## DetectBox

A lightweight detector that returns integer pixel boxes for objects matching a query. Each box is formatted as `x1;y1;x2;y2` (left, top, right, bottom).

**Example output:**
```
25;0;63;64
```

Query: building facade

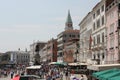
64;39;79;63
6;51;30;66
40;38;57;63
106;0;119;64
79;12;93;64
91;0;106;65
40;45;48;62
46;38;57;62
57;11;79;62
79;0;120;65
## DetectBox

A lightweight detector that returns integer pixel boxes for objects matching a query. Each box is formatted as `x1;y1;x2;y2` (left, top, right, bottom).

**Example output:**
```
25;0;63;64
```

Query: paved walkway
57;74;88;80
0;75;11;80
0;73;88;80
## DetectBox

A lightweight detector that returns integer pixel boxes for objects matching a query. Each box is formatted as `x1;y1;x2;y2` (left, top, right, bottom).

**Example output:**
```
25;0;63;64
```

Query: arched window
97;53;100;59
102;53;105;59
93;54;96;59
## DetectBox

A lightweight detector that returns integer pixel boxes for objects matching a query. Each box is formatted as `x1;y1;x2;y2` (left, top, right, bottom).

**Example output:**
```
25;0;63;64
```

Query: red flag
89;35;92;50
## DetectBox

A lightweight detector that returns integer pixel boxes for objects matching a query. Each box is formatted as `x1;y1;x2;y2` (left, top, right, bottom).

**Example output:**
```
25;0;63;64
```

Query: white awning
68;63;79;66
68;62;89;66
26;65;41;69
87;64;120;71
49;62;56;65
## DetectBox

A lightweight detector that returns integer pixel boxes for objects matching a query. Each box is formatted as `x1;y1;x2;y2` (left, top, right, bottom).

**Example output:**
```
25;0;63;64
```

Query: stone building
106;0;119;64
40;45;48;62
79;12;93;64
6;51;30;66
40;38;57;63
63;39;79;63
91;0;106;65
57;10;79;62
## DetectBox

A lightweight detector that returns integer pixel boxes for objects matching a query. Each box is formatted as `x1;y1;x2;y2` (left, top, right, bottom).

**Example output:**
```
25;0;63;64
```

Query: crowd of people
0;66;25;79
0;69;9;78
26;64;87;80
0;64;87;80
27;64;64;80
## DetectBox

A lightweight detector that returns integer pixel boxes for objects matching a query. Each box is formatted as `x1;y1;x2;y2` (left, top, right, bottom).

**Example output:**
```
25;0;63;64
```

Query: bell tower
65;10;73;31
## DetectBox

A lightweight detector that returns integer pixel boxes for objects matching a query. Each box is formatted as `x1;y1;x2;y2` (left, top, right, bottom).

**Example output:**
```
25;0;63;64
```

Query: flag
89;35;92;50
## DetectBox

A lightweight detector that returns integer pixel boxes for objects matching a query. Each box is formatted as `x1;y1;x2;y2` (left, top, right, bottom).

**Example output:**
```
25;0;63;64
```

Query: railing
105;60;119;64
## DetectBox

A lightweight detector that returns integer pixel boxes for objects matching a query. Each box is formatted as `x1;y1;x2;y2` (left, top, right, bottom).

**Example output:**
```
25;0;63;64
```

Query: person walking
65;70;69;80
70;74;75;80
79;75;84;80
10;71;14;79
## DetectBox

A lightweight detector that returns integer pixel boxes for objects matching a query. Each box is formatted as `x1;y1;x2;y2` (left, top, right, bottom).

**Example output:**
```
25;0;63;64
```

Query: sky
0;0;100;52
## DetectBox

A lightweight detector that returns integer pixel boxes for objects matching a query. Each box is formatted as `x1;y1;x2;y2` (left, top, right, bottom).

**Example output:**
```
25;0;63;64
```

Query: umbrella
12;75;20;80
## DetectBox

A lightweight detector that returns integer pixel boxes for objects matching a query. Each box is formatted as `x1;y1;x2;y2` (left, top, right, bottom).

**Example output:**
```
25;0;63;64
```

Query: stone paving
0;74;88;80
56;74;88;80
65;74;87;80
0;75;11;80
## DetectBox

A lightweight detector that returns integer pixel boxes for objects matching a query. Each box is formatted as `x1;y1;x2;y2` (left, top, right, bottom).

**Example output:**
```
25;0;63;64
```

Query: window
119;3;120;10
118;20;120;28
72;35;75;37
111;54;114;63
97;53;100;59
102;33;104;43
64;35;66;37
110;12;114;19
93;22;95;30
94;37;96;45
102;16;104;25
110;23;114;33
97;34;100;44
97;19;100;28
93;13;95;19
53;44;54;49
112;2;115;6
110;38;114;48
102;53;105;59
101;5;104;12
68;24;72;27
116;21;118;28
97;9;100;16
63;40;66;43
93;54;96;59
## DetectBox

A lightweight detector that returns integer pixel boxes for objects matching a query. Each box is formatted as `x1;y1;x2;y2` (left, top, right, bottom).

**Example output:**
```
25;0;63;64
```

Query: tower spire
65;10;73;31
